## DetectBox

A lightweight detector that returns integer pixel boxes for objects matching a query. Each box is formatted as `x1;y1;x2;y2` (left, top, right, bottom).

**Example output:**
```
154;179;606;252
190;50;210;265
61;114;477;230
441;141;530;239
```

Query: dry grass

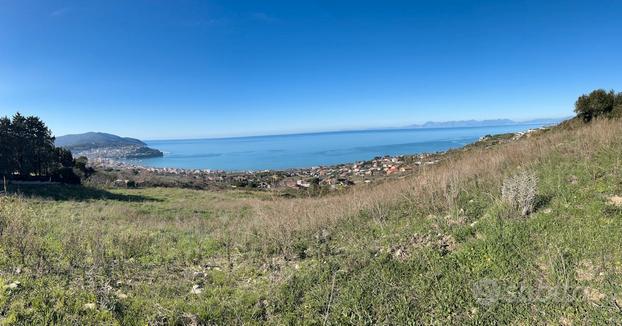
224;118;622;255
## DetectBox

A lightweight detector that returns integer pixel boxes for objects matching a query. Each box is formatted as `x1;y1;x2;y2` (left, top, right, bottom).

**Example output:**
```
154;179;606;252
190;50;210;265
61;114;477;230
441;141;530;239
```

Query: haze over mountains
405;118;566;129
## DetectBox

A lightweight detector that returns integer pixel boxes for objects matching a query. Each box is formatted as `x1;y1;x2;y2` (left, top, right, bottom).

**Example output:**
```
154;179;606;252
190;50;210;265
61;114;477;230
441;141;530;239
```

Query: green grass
1;121;622;324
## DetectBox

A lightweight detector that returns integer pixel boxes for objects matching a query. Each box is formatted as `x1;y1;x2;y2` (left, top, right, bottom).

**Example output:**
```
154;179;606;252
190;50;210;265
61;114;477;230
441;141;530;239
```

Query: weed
502;169;538;216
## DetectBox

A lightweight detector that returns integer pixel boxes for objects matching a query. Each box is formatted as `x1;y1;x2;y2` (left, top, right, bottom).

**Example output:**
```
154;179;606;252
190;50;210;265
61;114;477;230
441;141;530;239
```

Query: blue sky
1;0;621;139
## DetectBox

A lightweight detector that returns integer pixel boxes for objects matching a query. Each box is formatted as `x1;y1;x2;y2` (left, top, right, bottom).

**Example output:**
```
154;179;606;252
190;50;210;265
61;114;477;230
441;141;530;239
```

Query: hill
55;132;163;159
1;117;621;324
55;132;148;151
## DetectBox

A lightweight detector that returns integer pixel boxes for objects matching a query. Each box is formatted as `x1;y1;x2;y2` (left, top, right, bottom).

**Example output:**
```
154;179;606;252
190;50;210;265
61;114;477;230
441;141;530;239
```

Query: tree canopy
0;113;76;181
574;89;622;121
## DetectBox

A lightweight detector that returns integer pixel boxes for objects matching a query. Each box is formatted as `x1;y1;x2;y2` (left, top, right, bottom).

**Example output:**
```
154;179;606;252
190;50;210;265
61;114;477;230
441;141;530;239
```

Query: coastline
84;127;548;191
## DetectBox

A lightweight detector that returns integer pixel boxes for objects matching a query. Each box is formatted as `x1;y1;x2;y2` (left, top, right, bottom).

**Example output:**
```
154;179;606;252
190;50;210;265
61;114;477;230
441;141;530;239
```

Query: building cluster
74;145;163;160
93;151;445;191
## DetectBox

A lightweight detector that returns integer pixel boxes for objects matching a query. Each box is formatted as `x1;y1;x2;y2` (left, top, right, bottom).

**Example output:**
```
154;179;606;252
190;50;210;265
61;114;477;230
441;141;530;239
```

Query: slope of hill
1;118;621;324
55;132;163;159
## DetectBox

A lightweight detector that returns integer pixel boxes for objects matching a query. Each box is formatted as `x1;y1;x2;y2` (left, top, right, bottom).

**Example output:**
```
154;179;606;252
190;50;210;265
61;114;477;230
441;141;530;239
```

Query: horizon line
140;117;569;142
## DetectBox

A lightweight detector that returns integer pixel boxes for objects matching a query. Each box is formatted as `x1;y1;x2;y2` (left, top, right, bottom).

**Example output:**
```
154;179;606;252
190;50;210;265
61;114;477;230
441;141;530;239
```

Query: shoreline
85;127;548;191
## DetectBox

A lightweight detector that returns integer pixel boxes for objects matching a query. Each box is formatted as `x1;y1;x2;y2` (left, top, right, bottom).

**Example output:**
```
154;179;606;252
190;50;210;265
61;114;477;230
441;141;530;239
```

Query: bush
51;167;82;184
501;169;538;216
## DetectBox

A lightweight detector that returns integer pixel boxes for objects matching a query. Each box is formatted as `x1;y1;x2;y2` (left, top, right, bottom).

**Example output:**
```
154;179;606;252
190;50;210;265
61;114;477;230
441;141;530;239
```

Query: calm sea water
137;124;544;171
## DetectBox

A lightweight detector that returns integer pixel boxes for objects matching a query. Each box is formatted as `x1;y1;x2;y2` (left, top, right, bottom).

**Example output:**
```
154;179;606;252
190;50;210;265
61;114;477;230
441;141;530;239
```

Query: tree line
0;113;82;184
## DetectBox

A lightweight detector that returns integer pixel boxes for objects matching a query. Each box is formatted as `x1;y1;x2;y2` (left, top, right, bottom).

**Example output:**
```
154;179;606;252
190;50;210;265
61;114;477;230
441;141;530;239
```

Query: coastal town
88;153;436;191
69;145;164;160
84;128;547;192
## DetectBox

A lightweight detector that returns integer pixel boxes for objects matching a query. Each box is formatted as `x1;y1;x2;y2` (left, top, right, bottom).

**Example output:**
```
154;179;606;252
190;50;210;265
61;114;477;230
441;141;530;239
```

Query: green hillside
1;118;621;324
55;132;147;151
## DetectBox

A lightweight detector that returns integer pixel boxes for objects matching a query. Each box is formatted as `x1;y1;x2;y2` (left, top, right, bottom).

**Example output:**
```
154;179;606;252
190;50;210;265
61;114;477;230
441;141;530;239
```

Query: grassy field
1;119;622;324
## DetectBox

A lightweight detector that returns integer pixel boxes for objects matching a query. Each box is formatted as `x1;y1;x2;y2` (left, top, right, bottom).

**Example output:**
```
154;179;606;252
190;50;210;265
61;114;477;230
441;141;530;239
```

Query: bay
136;124;544;171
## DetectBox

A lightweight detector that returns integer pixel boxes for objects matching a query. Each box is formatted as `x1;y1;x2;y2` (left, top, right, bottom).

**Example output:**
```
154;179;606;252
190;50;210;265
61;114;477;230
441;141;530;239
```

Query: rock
583;287;606;303
608;196;622;207
190;284;203;294
7;281;20;289
83;303;96;310
116;291;128;299
469;307;478;317
446;215;466;226
559;316;573;326
542;208;552;214
392;247;408;261
575;260;597;281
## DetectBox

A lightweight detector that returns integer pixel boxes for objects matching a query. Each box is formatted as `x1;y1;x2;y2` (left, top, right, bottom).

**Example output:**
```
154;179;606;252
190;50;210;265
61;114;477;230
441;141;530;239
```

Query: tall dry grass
228;118;622;256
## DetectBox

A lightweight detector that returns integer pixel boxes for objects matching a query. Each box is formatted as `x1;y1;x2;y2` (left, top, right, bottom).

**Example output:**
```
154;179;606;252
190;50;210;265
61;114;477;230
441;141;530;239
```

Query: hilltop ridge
55;132;147;150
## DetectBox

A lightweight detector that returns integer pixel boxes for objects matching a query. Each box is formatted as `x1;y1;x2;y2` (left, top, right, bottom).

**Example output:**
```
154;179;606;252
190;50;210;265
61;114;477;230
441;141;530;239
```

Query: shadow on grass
535;194;553;211
7;184;163;202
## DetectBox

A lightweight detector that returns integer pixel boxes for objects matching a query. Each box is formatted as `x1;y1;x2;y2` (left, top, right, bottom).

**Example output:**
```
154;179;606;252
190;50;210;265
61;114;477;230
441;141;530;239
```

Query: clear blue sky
1;0;621;139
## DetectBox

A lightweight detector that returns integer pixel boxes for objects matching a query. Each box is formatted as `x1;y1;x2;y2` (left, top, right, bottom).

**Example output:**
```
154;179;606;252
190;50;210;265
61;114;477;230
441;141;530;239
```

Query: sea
136;124;546;171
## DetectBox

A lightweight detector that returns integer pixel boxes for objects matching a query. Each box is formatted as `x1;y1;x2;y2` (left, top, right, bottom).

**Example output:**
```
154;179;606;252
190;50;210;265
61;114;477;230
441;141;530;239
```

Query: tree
55;147;74;168
613;92;622;118
10;113;30;176
26;115;56;176
74;156;88;172
574;89;617;122
0;113;77;182
0;116;13;178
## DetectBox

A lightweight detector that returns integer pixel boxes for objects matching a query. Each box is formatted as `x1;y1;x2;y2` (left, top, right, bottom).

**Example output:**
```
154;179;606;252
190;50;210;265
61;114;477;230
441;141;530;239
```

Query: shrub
51;167;82;184
126;180;137;188
501;169;538;216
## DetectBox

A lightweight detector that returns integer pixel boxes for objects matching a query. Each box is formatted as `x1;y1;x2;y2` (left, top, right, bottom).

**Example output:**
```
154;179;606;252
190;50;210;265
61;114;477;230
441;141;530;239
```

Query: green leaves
0;113;75;181
574;89;620;122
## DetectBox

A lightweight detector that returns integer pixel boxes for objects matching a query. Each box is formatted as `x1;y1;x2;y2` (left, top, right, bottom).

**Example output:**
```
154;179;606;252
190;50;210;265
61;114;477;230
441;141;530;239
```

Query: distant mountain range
55;132;163;159
405;118;567;129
